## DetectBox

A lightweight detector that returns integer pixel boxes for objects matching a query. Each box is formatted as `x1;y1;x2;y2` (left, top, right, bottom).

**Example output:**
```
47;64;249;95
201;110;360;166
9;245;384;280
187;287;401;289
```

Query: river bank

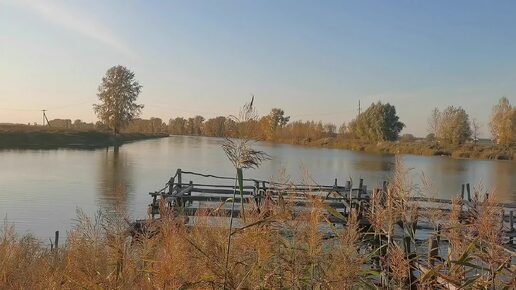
267;136;515;161
0;125;168;149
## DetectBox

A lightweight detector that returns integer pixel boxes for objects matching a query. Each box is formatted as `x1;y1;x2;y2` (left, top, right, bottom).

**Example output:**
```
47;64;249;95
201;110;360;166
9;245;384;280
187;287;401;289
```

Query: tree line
164;98;514;146
87;65;515;145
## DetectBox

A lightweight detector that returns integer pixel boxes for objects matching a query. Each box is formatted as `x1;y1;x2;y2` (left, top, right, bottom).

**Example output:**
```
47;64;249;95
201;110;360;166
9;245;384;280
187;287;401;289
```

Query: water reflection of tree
488;161;515;202
426;157;467;199
97;146;133;214
353;158;395;172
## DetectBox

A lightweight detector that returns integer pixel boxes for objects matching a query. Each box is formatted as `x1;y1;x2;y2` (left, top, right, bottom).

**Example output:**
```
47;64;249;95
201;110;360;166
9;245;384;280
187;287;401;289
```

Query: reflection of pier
140;168;516;288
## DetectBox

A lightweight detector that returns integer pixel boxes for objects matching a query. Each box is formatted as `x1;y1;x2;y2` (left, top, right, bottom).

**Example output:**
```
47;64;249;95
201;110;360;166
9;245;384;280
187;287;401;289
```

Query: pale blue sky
1;0;515;136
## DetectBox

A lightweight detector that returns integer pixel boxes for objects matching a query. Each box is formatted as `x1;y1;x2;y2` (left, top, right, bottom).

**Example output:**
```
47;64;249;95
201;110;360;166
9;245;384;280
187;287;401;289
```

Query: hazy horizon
1;0;515;137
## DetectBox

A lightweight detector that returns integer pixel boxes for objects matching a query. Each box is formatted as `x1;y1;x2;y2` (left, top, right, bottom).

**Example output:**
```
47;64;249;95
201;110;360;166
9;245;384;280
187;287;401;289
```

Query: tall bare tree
93;65;143;134
428;107;440;136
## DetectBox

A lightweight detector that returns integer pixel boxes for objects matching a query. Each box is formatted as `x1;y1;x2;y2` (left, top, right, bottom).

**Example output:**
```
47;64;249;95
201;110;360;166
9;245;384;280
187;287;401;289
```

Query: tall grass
1;174;514;289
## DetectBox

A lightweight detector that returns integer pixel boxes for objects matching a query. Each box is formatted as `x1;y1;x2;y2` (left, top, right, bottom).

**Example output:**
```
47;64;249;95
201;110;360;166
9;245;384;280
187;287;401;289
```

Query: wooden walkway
135;168;516;289
145;168;516;245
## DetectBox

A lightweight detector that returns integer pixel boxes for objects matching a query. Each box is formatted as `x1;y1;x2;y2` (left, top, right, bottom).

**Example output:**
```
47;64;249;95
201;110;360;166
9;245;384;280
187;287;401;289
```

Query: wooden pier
145;168;516;244
134;168;516;288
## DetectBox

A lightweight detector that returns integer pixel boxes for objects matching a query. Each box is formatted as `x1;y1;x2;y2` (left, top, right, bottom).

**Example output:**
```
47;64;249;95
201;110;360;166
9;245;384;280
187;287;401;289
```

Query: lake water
0;135;514;239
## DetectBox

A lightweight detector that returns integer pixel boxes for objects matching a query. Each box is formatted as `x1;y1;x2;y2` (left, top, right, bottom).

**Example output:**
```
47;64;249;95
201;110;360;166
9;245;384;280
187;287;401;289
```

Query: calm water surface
1;136;514;238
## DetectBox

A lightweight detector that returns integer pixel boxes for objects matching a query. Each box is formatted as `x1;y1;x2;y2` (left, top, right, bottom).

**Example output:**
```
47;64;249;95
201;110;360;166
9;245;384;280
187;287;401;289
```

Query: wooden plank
171;206;359;225
170;195;348;209
174;185;194;196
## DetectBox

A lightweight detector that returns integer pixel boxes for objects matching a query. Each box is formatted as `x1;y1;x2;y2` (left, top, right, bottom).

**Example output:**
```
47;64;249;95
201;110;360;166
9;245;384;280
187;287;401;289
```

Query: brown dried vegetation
1;161;514;289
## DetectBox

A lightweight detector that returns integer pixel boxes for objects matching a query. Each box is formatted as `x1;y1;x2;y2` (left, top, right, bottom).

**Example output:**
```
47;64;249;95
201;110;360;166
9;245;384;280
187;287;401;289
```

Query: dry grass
0;197;373;289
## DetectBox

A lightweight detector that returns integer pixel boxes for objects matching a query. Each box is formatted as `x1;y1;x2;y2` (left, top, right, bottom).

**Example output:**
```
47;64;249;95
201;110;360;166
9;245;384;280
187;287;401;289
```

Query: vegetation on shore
280;137;516;161
4;65;514;159
0;124;167;150
163;97;516;161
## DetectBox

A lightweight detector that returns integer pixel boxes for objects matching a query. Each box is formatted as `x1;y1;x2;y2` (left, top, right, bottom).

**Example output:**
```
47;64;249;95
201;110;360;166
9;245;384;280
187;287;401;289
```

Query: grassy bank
271;136;516;161
0;124;168;149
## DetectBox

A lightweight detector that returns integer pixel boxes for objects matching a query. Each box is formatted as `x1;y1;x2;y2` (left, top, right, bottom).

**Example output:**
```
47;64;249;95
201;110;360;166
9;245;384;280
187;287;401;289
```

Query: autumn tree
268;108;290;131
260;108;290;140
323;123;336;135
348;102;404;141
168;117;187;135
432;106;472;145
489;97;515;144
93;65;143;134
203;116;227;137
258;116;273;140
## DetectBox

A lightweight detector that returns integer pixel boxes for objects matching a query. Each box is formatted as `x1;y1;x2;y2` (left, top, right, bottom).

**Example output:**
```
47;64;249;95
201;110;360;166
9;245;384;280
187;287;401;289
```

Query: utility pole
42;109;50;126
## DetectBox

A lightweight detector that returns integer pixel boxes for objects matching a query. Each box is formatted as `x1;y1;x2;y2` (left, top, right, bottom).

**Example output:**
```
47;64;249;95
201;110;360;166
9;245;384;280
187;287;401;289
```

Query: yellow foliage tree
489;97;515;144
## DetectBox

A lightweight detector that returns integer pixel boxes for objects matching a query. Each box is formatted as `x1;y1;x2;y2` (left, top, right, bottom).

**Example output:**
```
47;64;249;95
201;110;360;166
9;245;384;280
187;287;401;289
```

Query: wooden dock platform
143;168;516;244
130;168;516;289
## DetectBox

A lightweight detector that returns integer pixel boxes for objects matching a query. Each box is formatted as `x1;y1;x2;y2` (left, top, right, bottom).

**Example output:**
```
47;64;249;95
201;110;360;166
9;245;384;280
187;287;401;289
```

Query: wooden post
460;184;465;216
54;231;59;251
510;211;514;245
254;180;260;195
334;178;337;187
254;180;261;209
466;183;471;202
174;169;183;208
177;168;182;187
358;185;365;216
168;176;175;195
382;180;387;193
437;224;442;244
428;235;439;268
345;180;351;191
347;179;352;212
350;188;355;211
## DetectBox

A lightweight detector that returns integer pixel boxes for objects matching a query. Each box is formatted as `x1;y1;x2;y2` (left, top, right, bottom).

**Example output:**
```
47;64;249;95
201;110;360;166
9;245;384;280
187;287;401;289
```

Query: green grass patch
0;124;168;149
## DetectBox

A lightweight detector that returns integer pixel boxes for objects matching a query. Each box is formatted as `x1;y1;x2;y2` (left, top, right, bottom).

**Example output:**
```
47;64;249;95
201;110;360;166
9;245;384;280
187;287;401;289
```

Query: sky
1;0;515;136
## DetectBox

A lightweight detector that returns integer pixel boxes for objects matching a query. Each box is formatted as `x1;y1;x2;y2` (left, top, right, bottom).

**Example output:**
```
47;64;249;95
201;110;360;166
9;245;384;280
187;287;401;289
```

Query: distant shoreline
264;137;515;161
1;125;513;161
0;125;168;150
168;134;515;161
